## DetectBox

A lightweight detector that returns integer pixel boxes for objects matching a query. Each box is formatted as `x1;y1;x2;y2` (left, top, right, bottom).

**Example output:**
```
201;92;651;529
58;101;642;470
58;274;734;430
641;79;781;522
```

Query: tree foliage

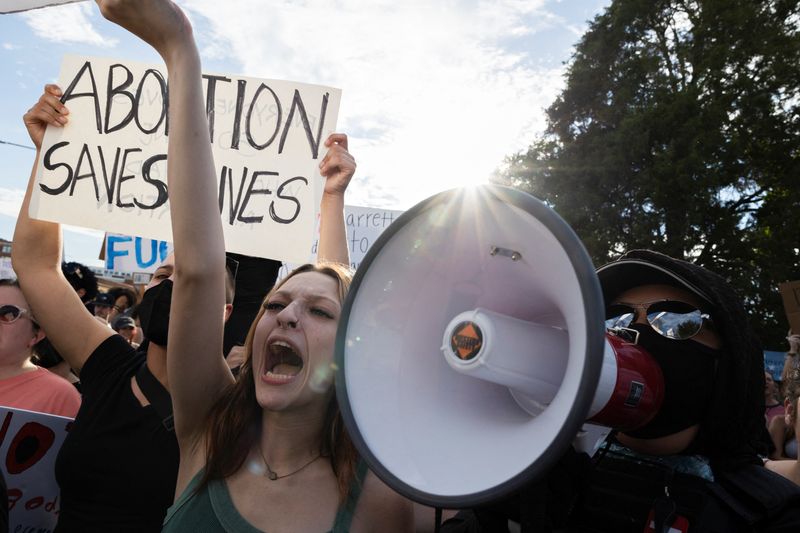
496;0;800;348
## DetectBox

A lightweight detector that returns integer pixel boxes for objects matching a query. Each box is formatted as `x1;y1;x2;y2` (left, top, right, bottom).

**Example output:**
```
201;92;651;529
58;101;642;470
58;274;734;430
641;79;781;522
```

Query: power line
0;139;34;150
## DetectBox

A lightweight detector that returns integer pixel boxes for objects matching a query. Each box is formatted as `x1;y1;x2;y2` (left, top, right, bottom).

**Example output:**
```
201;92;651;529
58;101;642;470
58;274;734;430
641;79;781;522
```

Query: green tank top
162;460;368;533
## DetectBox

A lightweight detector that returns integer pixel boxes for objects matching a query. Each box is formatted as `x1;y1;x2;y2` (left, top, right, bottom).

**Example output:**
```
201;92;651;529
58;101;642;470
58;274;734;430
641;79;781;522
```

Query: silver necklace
259;448;323;481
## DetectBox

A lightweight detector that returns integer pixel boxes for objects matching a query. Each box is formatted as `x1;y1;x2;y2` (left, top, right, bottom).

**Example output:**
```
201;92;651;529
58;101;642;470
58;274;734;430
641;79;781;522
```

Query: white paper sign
105;233;172;274
0;0;83;14
279;205;403;277
0;406;72;532
31;55;340;264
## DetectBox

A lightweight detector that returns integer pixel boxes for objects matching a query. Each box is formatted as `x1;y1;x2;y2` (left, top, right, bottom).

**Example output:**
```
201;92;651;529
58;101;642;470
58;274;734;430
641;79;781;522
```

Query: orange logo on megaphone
450;321;483;360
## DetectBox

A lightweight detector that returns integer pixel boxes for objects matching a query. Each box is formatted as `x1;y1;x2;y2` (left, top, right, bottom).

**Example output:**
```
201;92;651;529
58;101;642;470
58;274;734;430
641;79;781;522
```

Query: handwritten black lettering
202;74;231;143
269;176;307;224
116;148;141;208
246;83;282;150
104;64;135;134
97;146;121;204
238;170;275;224
70;144;100;201
40;142;73;195
60;60;102;134
220;166;247;225
134;154;169;210
230;79;247;150
135;69;168;135
278;90;328;159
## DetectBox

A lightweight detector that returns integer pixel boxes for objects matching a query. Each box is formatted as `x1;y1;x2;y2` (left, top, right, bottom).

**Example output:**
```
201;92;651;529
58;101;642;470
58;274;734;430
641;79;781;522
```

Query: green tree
496;0;800;348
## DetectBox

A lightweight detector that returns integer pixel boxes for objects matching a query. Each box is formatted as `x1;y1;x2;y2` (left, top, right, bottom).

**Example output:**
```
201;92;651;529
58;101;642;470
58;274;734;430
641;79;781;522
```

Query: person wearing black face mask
603;283;721;455
563;250;800;532
137;275;173;347
440;250;800;533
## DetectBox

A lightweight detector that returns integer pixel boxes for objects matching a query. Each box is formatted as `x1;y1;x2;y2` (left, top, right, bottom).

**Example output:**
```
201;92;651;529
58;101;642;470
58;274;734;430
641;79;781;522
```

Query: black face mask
138;279;172;347
624;323;720;439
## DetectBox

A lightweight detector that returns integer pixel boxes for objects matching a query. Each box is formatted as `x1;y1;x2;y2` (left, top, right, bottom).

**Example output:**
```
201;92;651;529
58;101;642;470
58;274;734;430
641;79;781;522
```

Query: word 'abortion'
57;61;331;157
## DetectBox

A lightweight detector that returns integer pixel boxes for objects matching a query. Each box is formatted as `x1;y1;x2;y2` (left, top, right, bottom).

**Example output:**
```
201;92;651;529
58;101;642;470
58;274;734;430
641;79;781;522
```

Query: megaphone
334;185;664;508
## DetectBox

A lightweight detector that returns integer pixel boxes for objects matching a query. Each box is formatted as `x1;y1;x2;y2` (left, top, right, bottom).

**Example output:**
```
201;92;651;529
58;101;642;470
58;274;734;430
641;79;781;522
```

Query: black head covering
597;250;765;471
61;261;98;303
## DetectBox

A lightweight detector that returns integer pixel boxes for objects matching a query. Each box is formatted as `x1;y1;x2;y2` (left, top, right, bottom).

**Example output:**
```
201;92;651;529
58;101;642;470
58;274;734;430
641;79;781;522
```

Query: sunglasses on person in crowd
0;304;38;326
605;299;713;341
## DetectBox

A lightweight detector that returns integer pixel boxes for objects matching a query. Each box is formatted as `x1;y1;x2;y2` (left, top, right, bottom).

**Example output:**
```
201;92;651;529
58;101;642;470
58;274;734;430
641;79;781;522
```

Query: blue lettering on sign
106;235;132;269
159;240;169;262
107;236;170;270
135;237;158;268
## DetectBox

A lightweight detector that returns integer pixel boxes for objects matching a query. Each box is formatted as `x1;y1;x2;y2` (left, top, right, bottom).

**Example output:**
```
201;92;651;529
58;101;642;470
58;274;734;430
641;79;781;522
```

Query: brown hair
199;263;357;501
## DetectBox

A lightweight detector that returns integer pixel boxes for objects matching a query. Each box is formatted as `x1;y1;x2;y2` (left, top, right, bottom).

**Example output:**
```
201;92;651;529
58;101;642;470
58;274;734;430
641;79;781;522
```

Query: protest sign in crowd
2;1;800;533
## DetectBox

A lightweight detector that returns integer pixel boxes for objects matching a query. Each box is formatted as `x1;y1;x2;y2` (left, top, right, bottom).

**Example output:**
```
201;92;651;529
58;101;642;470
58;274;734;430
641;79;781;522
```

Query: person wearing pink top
0;279;80;418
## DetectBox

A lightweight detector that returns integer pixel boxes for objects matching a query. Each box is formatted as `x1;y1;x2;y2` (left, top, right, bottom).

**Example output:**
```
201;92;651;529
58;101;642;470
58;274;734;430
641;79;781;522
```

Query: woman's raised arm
317;133;355;265
12;85;113;374
94;0;230;448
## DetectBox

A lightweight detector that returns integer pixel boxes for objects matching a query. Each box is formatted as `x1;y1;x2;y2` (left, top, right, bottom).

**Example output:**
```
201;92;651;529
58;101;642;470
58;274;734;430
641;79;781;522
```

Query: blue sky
0;0;611;265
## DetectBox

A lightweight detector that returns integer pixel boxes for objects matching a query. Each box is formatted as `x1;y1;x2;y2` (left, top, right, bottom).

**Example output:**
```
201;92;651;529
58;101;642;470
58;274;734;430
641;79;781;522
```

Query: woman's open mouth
263;340;304;384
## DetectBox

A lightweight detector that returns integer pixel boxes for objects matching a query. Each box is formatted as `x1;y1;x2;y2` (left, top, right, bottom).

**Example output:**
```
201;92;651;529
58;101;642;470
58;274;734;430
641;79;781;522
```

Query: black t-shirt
54;335;179;532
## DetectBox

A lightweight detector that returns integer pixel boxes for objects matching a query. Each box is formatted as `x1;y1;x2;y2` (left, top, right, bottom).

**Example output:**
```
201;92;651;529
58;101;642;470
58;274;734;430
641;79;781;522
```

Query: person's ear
28;328;46;348
223;303;233;323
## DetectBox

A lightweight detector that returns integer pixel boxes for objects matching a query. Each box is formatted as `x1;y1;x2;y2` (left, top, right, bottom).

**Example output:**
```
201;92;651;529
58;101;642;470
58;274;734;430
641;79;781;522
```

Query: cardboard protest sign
105;233;172;274
31;55;340;264
0;0;83;14
0;406;72;532
779;280;800;334
279;205;403;277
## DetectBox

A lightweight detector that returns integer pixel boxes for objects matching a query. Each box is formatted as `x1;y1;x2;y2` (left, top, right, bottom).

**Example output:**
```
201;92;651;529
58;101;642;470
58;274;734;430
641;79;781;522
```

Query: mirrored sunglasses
605;299;712;341
0;304;36;325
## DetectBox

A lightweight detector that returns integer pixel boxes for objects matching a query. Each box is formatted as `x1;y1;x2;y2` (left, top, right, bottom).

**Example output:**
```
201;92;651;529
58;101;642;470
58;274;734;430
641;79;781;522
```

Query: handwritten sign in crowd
106;205;403;280
31;55;341;264
278;205;403;278
105;233;172;274
0;406;72;533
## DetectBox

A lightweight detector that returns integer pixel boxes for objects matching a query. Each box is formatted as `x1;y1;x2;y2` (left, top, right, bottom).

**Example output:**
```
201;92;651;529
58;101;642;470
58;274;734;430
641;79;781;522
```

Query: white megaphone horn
335;185;664;508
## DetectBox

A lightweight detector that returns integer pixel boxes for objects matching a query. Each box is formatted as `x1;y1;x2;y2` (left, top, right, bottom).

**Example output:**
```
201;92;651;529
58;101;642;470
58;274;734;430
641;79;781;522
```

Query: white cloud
0;189;103;243
0;188;24;219
21;3;117;47
3;43;20;50
184;0;568;209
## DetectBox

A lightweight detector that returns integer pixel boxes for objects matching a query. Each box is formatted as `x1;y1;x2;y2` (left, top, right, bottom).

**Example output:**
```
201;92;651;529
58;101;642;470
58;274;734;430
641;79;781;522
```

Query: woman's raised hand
94;0;193;60
319;133;356;197
23;84;68;150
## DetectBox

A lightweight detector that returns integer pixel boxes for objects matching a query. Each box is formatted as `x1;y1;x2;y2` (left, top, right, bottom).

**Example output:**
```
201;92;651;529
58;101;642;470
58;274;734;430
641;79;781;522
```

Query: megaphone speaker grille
335;185;605;507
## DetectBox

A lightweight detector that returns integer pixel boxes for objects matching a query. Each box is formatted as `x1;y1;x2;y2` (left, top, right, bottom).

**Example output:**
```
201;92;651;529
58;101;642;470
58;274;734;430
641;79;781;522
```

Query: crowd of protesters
1;1;800;532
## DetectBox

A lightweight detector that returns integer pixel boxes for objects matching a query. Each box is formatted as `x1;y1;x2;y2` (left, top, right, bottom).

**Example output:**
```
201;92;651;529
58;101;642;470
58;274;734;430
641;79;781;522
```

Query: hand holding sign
23;84;68;150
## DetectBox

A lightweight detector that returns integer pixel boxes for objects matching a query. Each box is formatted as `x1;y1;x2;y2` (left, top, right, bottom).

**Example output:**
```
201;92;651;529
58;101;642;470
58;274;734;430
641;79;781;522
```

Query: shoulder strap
331;459;369;532
135;361;174;431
